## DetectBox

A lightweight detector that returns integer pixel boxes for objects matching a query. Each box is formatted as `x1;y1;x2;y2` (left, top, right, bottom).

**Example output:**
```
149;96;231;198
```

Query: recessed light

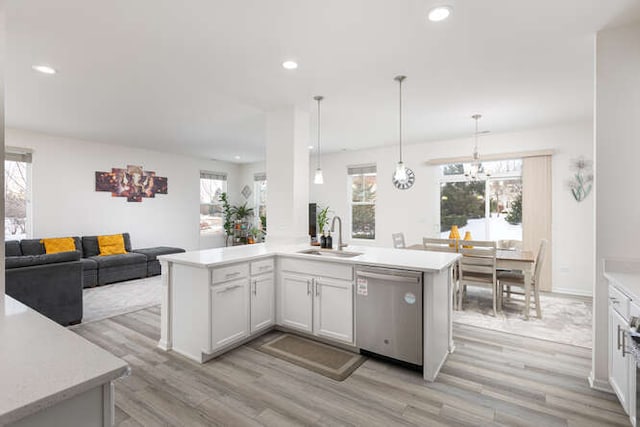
234;155;241;160
282;60;298;70
428;6;452;22
308;145;314;150
32;65;57;74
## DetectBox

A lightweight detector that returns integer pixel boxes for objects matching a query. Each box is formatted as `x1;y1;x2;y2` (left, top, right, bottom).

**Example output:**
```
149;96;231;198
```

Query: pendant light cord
314;96;323;169
399;77;403;163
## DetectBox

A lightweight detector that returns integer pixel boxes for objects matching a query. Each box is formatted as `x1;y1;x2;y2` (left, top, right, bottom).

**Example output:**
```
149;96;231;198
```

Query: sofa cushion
79;257;98;271
20;239;45;255
83;233;132;257
97;234;127;256
89;252;147;268
132;246;186;261
5;240;22;257
42;237;77;254
6;251;81;269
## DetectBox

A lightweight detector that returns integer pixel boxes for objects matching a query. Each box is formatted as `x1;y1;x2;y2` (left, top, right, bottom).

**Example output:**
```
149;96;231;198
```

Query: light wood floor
72;306;630;427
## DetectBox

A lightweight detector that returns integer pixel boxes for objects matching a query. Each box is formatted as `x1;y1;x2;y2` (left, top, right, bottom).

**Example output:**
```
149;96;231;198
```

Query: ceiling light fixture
428;6;452;22
32;65;56;74
392;76;415;190
313;95;324;185
234;155;241;160
464;114;490;181
282;60;298;70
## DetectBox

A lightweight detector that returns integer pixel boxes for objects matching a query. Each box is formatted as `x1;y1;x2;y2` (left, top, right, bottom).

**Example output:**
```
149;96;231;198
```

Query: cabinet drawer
251;258;274;276
212;263;249;284
609;284;630;320
280;257;353;281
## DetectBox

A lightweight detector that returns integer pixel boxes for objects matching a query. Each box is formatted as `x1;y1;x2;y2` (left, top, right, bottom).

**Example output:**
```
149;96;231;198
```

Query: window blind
347;164;376;175
200;171;227;181
254;172;266;181
5;151;33;163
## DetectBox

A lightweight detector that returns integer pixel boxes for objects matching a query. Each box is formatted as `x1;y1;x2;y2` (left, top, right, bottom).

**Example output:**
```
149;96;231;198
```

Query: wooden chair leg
492;283;497;316
534;286;542;319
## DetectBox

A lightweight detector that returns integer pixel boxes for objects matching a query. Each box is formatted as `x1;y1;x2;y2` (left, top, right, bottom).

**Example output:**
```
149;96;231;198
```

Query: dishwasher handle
356;270;420;283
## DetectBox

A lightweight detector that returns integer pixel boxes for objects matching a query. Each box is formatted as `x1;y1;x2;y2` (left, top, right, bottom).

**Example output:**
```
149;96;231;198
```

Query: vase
449;225;460;250
462;231;473;249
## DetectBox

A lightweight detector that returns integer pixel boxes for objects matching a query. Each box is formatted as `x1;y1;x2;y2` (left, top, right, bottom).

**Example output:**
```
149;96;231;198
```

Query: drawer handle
221;284;242;292
253;280;257;295
622;330;627;358
617;324;622;351
225;272;241;279
315;278;320;297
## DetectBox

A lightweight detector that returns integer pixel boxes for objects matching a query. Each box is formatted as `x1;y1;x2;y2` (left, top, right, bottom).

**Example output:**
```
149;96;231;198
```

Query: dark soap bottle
326;232;333;249
320;232;327;249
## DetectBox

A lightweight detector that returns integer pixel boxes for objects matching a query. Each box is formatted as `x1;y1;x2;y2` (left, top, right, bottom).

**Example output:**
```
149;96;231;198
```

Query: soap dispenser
320;231;327;249
326;231;333;249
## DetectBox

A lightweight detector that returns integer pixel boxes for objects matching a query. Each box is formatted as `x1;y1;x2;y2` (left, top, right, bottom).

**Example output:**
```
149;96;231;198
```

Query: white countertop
603;259;640;301
0;296;129;425
158;242;460;272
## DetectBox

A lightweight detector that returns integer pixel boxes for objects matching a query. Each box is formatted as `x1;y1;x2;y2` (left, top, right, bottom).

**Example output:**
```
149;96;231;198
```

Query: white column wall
592;22;640;390
265;107;310;244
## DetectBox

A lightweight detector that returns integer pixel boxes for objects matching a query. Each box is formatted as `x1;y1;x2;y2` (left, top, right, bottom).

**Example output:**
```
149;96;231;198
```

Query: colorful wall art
96;165;168;202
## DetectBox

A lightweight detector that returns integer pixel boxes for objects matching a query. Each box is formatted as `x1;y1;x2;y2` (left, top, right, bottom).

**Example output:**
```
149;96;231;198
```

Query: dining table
406;244;537;319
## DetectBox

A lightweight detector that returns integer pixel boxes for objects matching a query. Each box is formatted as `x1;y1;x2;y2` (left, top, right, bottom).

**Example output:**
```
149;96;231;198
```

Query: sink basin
297;248;363;258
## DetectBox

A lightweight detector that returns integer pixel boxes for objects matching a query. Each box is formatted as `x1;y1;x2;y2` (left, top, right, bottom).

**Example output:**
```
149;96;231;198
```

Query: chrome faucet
330;216;348;250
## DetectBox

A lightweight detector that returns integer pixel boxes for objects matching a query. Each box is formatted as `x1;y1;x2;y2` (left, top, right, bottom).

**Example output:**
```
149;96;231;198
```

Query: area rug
258;334;366;381
454;287;592;348
81;276;162;324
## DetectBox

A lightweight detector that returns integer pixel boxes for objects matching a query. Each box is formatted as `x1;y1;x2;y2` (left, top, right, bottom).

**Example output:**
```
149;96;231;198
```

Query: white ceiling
6;0;640;163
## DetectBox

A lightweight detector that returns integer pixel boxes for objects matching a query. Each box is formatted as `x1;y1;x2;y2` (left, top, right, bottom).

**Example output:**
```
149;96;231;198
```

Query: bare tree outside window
5;160;28;240
200;172;227;234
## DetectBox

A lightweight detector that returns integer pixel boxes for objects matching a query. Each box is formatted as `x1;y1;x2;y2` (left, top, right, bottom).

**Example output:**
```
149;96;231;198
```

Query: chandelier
464;114;490;180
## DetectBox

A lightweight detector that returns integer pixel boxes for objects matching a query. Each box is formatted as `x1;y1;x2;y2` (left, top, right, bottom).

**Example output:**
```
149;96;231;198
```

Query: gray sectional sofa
4;233;185;326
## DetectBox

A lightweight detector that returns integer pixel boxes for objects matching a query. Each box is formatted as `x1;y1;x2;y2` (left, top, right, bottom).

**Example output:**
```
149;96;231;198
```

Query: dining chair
497;239;547;319
458;240;498;315
423;237;460;310
392;233;406;249
497;239;523;250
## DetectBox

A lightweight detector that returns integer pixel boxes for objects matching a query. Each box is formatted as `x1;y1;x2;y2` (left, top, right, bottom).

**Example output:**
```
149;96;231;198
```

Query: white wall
592;22;640;389
5;128;243;251
310;121;594;296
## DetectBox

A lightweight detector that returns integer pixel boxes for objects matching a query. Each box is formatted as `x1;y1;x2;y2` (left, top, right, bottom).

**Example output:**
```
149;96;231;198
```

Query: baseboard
551;287;593;298
589;373;614;393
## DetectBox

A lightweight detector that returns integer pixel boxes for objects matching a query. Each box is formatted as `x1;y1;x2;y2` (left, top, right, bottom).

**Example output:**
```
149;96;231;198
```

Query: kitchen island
158;243;459;381
0;296;129;426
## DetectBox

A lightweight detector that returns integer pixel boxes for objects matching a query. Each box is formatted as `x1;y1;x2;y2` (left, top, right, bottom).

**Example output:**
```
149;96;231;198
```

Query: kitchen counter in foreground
158;243;460;382
0;296;129;426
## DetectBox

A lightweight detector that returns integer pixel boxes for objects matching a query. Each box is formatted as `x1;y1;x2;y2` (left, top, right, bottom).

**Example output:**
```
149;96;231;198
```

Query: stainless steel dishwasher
355;266;423;366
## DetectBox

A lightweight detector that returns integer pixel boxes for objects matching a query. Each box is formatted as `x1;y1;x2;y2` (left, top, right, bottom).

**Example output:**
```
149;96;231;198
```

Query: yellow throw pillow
97;234;127;256
41;237;76;254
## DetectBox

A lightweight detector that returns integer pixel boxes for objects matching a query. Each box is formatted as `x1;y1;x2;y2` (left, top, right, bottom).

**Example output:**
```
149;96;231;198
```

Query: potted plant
219;192;234;246
317;205;330;237
248;227;263;244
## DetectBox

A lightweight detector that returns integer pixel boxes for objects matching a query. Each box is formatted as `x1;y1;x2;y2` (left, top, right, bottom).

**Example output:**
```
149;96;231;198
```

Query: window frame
348;164;377;241
199;171;227;235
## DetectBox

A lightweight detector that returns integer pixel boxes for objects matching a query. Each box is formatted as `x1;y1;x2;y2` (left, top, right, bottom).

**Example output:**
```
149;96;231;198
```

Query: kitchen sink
297;248;363;258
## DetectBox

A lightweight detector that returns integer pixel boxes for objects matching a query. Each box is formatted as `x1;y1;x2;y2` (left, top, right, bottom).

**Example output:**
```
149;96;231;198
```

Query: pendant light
465;114;489;181
313;95;324;185
393;75;410;184
391;75;415;190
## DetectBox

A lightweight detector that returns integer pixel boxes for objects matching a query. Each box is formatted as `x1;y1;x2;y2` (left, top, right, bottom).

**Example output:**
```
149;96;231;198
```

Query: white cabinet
251;273;275;333
608;283;632;415
210;278;249;352
279;258;354;345
280;273;314;333
314;277;353;343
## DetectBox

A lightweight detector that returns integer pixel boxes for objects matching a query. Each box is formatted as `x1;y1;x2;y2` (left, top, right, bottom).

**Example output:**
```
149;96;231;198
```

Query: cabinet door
280;273;313;333
314;277;354;344
609;306;630;412
210;278;249;352
251;273;275;333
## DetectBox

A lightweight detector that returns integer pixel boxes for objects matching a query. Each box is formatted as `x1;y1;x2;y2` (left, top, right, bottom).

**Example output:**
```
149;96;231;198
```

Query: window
349;165;376;240
440;160;522;242
5;150;32;241
200;171;227;234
